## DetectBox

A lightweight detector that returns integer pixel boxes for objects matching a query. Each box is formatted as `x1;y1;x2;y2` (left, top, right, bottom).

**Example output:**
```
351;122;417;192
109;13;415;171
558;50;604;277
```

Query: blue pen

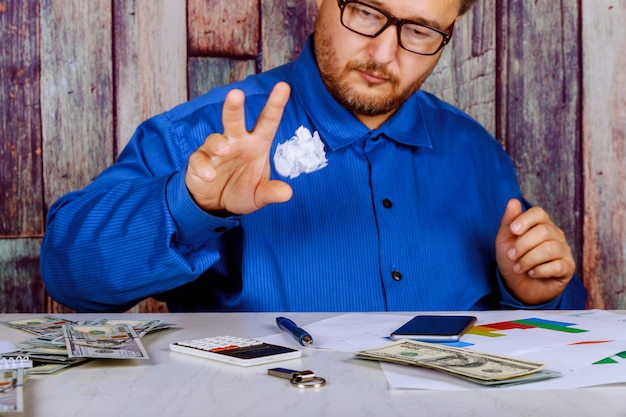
276;317;313;346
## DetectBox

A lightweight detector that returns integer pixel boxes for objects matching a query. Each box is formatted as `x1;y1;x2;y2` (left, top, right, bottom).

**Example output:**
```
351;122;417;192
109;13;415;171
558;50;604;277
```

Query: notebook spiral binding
0;356;33;369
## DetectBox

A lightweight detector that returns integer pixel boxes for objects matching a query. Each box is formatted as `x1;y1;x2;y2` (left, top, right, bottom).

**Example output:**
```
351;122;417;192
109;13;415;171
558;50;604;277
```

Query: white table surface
1;312;625;417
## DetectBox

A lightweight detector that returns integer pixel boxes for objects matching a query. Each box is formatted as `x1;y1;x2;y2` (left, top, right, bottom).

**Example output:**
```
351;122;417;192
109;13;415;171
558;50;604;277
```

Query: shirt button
391;270;403;281
214;226;228;233
382;199;393;208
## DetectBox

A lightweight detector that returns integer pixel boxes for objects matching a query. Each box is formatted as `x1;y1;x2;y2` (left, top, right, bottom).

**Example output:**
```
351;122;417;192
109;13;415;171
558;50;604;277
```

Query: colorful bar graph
594;351;626;365
468;318;589;337
512;318;588;333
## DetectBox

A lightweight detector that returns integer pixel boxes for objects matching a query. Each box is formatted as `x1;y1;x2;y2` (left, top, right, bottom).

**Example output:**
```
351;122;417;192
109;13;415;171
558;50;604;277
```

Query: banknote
354;339;546;382
455;368;562;387
63;324;150;359
92;319;163;337
1;316;75;336
4;317;174;372
26;361;87;375
0;369;24;412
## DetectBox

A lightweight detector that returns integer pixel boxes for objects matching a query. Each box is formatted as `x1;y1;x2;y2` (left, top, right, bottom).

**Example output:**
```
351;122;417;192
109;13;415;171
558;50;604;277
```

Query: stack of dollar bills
354;339;561;386
1;316;174;375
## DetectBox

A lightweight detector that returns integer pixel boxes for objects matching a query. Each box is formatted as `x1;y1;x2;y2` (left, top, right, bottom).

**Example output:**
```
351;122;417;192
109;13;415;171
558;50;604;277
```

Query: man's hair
459;0;478;15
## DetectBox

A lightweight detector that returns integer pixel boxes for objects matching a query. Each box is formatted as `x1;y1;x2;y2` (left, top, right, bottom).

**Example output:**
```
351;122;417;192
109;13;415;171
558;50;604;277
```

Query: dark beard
321;61;422;117
314;35;429;117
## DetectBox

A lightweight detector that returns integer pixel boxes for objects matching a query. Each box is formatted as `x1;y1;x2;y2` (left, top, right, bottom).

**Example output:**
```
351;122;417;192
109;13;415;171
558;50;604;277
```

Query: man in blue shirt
41;0;587;312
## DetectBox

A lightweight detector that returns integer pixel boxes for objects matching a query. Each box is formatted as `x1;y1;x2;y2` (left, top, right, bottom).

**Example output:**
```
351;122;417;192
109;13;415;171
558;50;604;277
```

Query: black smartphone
390;315;477;342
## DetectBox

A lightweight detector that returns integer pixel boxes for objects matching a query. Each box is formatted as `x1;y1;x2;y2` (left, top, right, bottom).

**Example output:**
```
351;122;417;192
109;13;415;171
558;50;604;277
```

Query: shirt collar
291;35;433;151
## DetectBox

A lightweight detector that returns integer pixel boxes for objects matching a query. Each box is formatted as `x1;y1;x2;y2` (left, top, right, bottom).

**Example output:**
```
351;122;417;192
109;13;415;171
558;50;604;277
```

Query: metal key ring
289;376;326;389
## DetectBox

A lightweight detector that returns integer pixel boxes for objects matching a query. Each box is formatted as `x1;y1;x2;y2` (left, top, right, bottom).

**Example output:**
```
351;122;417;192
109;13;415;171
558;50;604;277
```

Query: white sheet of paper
0;341;17;354
260;310;626;390
260;313;410;351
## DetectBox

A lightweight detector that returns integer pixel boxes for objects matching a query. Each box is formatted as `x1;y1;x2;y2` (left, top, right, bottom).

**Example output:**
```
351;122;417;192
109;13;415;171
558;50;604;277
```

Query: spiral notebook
0;357;32;370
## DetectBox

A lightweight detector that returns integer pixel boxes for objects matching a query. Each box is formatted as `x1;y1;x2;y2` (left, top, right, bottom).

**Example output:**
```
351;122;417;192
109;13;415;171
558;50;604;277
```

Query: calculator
169;336;302;367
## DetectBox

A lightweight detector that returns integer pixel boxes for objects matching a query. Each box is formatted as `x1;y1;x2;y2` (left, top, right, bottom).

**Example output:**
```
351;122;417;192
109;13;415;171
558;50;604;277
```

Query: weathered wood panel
114;0;188;151
261;0;318;70
422;1;496;135
497;1;582;272
188;0;259;57
188;57;256;99
0;239;44;313
40;0;114;205
582;0;626;309
0;1;43;236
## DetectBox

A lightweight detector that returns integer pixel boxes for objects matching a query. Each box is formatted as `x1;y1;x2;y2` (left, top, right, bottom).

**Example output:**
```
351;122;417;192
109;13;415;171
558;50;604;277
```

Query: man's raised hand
185;82;293;214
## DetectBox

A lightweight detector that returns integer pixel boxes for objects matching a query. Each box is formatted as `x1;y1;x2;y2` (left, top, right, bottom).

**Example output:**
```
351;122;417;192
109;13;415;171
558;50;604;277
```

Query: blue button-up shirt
41;37;586;312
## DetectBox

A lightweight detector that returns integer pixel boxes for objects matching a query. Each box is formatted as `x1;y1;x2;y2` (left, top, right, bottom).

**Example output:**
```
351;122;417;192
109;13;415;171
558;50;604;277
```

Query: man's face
314;0;460;127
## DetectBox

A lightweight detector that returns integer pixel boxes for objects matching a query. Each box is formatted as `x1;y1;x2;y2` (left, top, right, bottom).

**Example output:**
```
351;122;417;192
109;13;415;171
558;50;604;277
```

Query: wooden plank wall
582;0;626;309
1;1;44;313
1;0;624;313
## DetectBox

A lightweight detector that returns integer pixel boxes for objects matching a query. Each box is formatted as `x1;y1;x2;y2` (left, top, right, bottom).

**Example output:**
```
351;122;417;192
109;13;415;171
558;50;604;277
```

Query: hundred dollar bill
354;339;545;382
92;319;163;337
63;324;150;359
28;360;88;375
0;369;24;412
1;316;75;336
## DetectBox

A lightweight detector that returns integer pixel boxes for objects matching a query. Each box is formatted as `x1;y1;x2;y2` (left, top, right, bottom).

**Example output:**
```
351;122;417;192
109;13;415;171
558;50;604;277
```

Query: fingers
222;89;247;139
221;82;290;141
511;238;574;278
255;180;293;207
197;82;292;162
496;199;523;244
507;205;552;237
187;147;216;181
524;256;574;279
500;201;575;279
253;82;291;139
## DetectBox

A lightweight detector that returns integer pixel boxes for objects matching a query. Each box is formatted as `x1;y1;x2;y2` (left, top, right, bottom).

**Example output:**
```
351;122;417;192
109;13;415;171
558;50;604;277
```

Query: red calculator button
210;347;227;352
222;345;239;351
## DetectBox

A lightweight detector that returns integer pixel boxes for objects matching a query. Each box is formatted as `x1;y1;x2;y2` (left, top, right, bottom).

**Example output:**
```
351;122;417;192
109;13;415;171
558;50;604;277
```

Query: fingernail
507;248;516;259
528;269;535;277
511;221;521;233
513;263;521;273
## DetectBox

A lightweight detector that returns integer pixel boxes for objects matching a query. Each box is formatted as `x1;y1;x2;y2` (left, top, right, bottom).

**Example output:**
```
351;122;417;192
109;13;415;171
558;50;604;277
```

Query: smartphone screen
390;315;477;342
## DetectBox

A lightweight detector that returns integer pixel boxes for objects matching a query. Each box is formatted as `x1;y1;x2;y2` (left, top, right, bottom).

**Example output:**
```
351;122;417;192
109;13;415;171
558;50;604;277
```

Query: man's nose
367;25;400;63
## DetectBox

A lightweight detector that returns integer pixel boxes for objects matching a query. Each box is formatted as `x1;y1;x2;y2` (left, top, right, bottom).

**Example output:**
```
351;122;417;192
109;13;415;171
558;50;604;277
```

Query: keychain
268;367;327;388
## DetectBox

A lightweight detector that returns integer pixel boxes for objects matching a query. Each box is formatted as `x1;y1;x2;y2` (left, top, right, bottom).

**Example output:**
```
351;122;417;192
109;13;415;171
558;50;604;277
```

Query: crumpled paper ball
273;126;328;179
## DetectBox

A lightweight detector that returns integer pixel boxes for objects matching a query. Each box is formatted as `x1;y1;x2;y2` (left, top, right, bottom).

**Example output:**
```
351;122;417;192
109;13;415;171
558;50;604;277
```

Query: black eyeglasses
337;0;454;56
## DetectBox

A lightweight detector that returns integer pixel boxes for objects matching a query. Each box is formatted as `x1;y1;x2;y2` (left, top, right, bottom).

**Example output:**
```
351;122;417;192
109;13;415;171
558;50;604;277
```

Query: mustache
347;61;399;86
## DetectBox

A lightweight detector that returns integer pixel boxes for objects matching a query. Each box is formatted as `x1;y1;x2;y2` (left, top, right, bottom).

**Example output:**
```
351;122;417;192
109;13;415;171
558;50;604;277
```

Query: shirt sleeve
497;269;588;310
40;113;238;312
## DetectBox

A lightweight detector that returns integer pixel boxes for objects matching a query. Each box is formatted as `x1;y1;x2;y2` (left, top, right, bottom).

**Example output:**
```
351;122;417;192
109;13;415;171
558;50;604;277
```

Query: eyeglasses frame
336;0;455;56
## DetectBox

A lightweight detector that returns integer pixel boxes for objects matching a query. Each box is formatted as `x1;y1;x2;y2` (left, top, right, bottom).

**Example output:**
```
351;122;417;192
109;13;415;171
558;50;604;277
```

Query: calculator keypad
170;336;301;367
